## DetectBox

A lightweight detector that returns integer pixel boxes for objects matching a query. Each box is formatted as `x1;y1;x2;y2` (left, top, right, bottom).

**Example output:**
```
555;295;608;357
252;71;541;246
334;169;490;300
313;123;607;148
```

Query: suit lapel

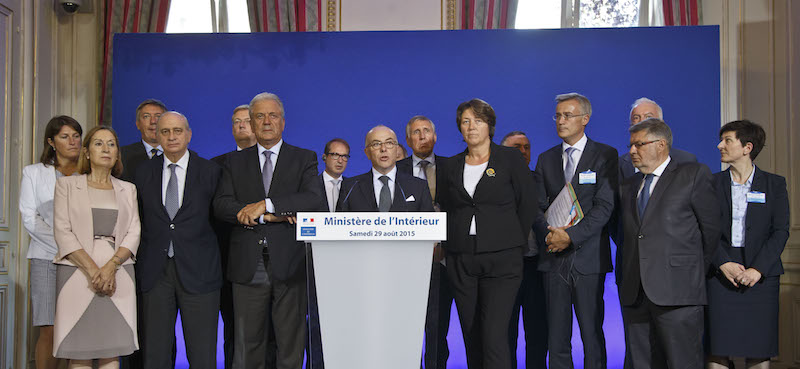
453;152;470;199
173;151;196;219
572;139;596;187
151;155;171;219
110;176;127;239
359;172;378;210
640;160;678;225
74;176;94;249
745;166;765;230
244;146;267;198
391;175;406;211
627;173;644;226
270;143;294;195
719;169;733;239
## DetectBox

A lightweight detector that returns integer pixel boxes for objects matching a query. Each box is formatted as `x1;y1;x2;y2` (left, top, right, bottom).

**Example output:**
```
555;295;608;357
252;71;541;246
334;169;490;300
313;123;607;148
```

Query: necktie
564;147;577;184
165;163;179;257
420;160;436;200
150;148;160;159
262;150;274;196
378;175;391;212
329;179;340;212
638;173;655;217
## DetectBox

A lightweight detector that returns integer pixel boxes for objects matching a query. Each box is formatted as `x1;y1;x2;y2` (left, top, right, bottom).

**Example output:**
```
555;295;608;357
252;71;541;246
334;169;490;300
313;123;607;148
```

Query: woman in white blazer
19;116;82;369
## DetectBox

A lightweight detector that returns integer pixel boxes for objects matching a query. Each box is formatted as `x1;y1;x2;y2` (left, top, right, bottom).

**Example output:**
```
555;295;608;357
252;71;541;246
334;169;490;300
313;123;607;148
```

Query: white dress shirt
322;171;342;212
561;133;588;175
730;165;755;247
161;150;190;208
412;154;435;179
258;140;283;214
464;161;488;235
638;156;672;198
372;166;397;206
143;140;163;159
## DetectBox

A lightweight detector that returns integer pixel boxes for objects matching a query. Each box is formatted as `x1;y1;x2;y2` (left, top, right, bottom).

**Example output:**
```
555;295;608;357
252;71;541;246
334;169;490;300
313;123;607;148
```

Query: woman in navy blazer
441;99;543;369
707;120;790;369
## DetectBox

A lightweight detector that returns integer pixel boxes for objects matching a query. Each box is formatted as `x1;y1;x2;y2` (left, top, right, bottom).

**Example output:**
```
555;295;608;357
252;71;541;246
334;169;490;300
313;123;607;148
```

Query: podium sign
297;212;446;369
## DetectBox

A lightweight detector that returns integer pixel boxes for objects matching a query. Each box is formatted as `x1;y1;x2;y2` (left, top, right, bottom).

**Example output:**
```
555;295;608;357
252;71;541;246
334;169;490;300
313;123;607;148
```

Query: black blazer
441;143;543;254
120;141;150;182
711;167;790;277
618;160;721;306
618;147;696;180
133;150;223;294
337;170;434;212
214;143;321;283
396;155;446;206
211;150;238;274
317;173;353;212
533;138;618;274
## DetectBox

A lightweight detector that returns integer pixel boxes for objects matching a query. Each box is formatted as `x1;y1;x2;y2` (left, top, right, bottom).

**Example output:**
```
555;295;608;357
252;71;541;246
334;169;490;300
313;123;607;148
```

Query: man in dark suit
618;98;697;180
120;99;167;182
619;118;720;369
535;93;617;369
396;116;451;369
211;104;260;369
214;92;321;369
134;112;222;369
501;131;548;369
338;125;433;212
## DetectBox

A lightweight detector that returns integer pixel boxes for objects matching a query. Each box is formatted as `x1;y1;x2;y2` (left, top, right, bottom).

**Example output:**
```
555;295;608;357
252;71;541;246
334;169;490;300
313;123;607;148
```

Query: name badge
578;170;596;185
746;191;766;203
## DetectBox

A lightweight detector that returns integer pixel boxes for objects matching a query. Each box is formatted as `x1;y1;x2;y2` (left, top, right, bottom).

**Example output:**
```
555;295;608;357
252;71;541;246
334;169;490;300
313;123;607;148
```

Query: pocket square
406;195;416;202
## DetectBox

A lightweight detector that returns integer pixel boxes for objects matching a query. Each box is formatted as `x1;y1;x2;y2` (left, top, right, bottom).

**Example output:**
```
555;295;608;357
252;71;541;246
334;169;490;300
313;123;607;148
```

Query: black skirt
707;251;779;358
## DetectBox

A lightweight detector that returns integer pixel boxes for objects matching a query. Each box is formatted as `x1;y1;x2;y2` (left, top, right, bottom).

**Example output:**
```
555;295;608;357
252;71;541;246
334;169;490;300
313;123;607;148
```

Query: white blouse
464;162;488;236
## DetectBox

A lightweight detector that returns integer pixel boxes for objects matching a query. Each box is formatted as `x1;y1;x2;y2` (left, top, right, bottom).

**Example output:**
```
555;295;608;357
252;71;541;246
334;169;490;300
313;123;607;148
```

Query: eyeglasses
552;113;587;121
325;152;350;161
368;140;397;151
627;139;661;149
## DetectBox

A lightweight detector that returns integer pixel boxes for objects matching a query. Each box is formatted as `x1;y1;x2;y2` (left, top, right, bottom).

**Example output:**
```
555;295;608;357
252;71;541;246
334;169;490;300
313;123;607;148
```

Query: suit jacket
441;143;544;254
618;147;696;180
317;173;354;212
534;138;618;274
396;155;446;206
712;166;790;277
212;150;237;272
20;163;60;259
134;150;223;294
618;160;720;306
214;143;321;283
120;141;150;182
337;170;434;212
53;174;141;265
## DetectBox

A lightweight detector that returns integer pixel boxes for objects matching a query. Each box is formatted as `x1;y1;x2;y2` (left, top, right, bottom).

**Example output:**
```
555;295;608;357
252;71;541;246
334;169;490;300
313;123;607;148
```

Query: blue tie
564;147;577;184
165;163;179;257
638;174;655;217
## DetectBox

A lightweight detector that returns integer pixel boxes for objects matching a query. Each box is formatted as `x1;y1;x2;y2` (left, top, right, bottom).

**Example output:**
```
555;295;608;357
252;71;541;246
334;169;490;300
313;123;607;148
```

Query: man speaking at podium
337;125;432;213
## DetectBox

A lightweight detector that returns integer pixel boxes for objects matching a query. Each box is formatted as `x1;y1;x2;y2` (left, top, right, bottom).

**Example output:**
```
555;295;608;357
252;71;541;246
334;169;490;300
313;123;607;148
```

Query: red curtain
447;0;519;30
662;0;701;26
247;0;323;32
99;0;172;126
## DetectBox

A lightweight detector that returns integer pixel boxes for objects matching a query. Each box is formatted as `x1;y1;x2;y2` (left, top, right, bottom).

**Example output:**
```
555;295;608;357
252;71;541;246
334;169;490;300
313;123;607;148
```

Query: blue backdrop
112;27;720;369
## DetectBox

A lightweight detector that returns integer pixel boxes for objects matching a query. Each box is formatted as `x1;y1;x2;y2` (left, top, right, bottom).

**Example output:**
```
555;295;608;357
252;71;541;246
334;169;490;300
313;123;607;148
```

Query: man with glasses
337;125;432;213
618;118;719;369
396;116;451;368
214;92;321;369
533;93;618;369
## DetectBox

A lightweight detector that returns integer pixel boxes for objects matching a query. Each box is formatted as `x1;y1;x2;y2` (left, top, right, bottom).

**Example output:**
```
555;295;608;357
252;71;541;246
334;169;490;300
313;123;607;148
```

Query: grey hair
364;124;397;147
157;111;191;131
405;115;436;138
232;104;250;122
555;92;592;116
500;130;528;145
629;118;672;149
249;92;285;117
629;97;663;121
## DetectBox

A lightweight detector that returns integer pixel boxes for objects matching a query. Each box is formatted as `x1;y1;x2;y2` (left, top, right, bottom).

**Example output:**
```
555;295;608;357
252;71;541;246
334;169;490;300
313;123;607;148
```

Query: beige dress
53;187;138;359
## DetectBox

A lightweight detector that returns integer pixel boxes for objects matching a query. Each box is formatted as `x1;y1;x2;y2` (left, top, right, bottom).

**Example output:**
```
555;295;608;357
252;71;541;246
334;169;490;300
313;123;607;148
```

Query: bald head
364;125;399;174
157;111;192;162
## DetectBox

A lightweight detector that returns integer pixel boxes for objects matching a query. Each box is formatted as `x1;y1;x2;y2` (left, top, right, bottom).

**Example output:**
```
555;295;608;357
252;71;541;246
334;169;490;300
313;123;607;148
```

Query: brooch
486;168;496;177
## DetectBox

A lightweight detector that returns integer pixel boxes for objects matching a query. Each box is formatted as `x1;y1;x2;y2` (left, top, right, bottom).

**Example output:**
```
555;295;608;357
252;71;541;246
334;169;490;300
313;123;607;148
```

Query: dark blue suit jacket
337;169;433;212
711;166;790;277
134;150;223;294
396;155;446;206
534;138;618;274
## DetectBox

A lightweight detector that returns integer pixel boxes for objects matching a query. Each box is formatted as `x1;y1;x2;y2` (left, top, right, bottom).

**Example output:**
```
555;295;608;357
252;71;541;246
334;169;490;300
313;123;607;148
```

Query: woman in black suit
441;98;542;368
707;120;790;369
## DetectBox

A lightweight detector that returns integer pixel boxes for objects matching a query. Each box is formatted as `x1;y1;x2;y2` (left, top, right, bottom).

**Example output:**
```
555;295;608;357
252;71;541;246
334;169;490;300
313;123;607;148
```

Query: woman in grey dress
53;126;140;369
19;116;82;369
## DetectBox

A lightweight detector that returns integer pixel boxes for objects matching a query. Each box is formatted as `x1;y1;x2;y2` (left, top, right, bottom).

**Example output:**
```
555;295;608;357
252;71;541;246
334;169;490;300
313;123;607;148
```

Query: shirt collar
730;164;756;187
322;171;341;184
651;156;672;177
372;166;397;184
142;140;162;156
412;153;435;167
257;139;283;157
163;150;190;170
562;133;588;153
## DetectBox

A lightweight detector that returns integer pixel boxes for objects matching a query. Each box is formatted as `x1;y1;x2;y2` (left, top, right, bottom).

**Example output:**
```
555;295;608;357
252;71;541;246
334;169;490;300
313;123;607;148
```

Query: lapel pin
486;168;496;177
